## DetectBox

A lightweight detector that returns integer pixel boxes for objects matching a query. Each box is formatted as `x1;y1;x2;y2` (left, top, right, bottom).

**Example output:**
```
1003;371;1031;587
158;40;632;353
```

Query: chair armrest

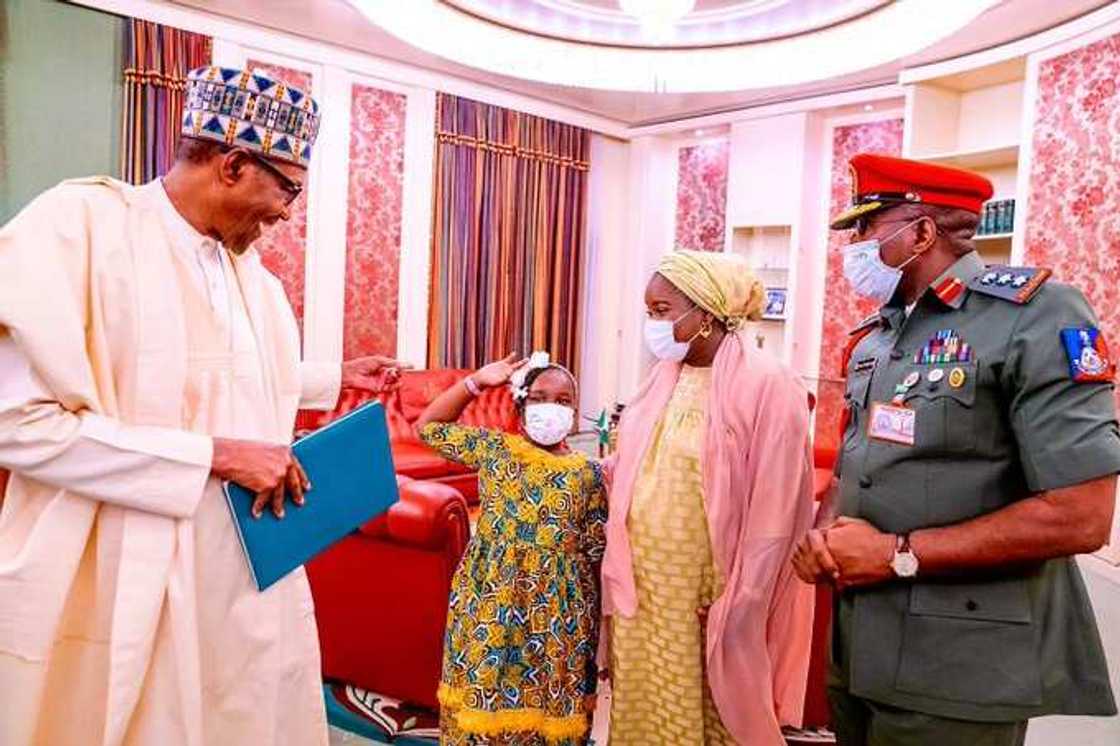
360;478;470;555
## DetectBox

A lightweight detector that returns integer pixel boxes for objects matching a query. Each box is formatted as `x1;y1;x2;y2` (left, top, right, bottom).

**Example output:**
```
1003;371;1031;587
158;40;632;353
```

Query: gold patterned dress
609;365;733;745
419;423;608;746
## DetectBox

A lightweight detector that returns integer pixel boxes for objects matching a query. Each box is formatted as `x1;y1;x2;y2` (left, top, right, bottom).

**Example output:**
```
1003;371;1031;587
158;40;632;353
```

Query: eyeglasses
851;216;911;237
239;149;303;205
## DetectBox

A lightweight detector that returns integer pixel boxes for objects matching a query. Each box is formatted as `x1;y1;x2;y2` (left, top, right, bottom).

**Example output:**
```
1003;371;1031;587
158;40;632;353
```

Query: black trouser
828;684;1028;746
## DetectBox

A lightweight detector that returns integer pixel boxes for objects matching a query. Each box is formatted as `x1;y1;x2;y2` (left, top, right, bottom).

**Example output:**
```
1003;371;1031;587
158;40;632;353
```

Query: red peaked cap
830;153;994;230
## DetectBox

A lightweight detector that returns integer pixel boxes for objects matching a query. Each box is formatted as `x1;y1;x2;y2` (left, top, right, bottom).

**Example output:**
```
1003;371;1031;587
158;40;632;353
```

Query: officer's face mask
644;306;701;362
842;220;922;305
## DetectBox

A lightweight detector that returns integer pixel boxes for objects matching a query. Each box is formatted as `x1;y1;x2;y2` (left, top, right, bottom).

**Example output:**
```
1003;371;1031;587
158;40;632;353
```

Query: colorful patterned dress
608;365;734;745
419;423;608;746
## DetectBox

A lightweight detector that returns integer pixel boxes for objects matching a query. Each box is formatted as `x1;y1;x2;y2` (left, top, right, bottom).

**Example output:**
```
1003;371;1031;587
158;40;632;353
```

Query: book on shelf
978;199;1015;237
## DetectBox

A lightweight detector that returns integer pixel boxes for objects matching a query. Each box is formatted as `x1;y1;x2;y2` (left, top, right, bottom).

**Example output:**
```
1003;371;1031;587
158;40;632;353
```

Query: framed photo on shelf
762;287;787;320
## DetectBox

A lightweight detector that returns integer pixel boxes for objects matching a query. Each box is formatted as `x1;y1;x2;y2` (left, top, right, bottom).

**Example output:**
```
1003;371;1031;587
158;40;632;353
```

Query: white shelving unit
730;225;792;360
903;57;1026;266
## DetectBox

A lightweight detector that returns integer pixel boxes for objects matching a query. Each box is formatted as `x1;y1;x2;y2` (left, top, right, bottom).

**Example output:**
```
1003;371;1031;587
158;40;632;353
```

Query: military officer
792;154;1119;746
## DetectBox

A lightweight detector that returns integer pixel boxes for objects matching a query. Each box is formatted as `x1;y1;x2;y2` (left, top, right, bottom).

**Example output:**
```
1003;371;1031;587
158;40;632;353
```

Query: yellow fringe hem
438;683;590;742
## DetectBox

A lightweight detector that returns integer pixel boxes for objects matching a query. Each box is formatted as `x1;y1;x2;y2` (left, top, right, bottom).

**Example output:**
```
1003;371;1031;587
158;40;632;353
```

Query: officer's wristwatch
890;533;920;578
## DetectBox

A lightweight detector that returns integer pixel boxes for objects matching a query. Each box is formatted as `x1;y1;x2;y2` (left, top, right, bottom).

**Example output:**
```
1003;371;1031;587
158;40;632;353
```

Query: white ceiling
439;0;891;48
172;0;1111;126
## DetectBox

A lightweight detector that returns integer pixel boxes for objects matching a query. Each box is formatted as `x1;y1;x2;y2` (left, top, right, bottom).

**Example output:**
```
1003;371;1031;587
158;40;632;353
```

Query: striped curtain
121;19;211;184
428;94;590;374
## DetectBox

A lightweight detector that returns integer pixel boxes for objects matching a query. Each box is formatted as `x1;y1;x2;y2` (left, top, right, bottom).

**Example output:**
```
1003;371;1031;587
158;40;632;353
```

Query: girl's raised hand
472;353;529;388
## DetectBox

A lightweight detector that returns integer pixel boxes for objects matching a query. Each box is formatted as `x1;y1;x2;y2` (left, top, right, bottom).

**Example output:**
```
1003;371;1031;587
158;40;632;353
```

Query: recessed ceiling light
619;0;696;34
864;104;874;111
347;1;1002;93
694;129;704;136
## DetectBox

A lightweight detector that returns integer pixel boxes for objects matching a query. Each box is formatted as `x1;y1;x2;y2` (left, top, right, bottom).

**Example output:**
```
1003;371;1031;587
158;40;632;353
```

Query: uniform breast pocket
903;362;977;454
842;372;873;452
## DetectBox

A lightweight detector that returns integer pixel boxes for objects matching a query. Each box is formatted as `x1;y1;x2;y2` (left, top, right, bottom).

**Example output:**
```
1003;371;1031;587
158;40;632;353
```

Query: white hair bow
510;351;551;401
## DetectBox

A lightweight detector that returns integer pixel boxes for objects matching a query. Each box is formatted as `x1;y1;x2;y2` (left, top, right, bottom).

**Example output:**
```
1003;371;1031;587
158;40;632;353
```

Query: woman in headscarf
604;250;815;745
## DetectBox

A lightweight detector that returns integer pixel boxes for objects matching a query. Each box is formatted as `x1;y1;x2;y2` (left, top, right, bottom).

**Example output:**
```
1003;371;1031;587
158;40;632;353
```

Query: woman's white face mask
643;306;700;362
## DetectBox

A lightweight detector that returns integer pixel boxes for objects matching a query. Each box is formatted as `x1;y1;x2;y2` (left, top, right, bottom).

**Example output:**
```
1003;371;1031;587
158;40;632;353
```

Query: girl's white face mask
842;221;921;305
643;306;699;362
523;403;574;446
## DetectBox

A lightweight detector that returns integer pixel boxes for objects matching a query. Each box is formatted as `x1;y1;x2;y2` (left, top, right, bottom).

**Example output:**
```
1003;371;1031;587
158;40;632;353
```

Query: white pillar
395;87;437;368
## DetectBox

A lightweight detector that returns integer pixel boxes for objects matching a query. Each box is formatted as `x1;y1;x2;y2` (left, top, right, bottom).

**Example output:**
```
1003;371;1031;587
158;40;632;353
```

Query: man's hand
792;527;842;585
824;517;896;590
341;356;412;393
211;438;310;519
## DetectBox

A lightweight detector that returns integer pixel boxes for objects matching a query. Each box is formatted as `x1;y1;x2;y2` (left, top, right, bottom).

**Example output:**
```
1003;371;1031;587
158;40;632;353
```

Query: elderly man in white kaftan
0;67;401;746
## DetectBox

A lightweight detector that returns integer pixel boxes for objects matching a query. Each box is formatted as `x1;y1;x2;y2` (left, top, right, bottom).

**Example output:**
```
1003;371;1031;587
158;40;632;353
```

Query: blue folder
223;401;399;591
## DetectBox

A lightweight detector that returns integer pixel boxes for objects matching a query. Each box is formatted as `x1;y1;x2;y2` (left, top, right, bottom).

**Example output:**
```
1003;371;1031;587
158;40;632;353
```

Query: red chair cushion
461;387;520;432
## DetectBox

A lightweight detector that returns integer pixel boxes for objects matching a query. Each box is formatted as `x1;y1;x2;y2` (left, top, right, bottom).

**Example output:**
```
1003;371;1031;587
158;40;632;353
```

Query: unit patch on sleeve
1061;327;1115;382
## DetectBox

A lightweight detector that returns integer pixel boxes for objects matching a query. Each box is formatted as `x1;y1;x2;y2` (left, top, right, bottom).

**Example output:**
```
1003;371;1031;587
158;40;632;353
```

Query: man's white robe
0;177;339;746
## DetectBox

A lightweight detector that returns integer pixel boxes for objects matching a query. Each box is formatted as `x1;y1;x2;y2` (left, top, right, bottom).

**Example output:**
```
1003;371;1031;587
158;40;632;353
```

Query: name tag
853;357;877;374
868;402;916;446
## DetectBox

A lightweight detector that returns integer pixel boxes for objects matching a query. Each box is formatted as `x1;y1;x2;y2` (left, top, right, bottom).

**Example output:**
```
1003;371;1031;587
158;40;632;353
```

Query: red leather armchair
306;475;470;710
804;445;839;729
296;370;519;503
813;445;837;502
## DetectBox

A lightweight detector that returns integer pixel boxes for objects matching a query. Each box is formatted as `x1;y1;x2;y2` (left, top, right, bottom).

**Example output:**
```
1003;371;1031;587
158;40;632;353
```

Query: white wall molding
303;63;352;364
615;136;679;401
626;84;905;138
395;86;437;368
900;2;1120;85
580;134;632;417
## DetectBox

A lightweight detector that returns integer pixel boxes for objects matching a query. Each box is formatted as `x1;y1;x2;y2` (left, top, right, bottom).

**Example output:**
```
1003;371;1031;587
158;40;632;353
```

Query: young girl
417;352;606;746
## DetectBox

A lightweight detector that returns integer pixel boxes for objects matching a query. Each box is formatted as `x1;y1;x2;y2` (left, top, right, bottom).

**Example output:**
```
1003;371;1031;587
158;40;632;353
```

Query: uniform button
966;600;979;612
890;350;904;360
859;476;872;488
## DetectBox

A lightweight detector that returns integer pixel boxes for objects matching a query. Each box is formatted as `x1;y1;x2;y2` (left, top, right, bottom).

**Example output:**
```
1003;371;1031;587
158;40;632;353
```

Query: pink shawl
602;333;815;744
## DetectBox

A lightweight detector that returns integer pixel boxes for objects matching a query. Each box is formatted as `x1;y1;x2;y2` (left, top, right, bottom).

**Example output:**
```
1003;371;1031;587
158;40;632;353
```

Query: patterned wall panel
1023;32;1120;408
674;138;730;252
246;59;312;335
342;83;408;359
813;119;905;452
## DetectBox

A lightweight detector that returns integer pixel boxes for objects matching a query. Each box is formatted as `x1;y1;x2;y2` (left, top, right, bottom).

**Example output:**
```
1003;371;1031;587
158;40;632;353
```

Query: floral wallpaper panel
342;83;408;359
1023;32;1120;409
675;139;730;252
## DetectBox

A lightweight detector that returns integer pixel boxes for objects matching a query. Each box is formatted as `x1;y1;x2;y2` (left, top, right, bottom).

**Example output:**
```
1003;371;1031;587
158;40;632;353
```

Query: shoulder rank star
969;265;1051;304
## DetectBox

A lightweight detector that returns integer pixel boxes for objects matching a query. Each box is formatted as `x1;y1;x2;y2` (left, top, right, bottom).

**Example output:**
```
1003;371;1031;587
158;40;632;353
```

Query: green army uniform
830;250;1120;745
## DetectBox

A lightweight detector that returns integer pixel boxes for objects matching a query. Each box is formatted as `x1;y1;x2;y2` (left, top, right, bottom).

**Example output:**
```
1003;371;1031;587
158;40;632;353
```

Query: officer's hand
792;528;841;585
825;517;895;590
